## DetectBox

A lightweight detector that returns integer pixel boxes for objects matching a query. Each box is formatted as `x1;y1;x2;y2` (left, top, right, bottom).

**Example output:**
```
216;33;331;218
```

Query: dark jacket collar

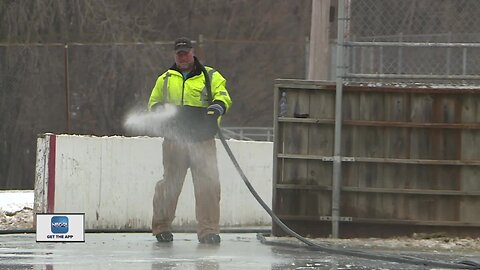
170;56;203;78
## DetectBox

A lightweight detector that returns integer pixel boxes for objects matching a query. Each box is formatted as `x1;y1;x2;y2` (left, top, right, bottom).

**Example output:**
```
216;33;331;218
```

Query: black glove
206;101;225;118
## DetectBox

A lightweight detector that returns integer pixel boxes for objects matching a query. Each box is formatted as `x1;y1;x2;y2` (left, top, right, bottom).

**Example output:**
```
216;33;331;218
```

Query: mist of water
123;104;178;137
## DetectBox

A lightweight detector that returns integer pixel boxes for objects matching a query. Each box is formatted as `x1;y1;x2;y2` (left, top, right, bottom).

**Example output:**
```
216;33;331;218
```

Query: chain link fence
343;0;480;84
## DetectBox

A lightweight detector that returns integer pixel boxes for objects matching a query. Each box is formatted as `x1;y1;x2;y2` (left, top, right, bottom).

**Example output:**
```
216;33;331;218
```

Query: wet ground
0;233;479;270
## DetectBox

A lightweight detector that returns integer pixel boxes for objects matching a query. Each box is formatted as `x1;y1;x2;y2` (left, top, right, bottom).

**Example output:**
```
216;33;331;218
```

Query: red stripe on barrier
47;134;56;213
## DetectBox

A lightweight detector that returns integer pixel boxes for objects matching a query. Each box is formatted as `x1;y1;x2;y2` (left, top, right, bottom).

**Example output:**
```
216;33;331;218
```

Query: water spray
123;104;178;137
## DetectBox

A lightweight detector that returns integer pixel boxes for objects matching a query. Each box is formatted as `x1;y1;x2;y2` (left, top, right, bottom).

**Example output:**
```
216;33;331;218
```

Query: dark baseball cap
174;37;193;52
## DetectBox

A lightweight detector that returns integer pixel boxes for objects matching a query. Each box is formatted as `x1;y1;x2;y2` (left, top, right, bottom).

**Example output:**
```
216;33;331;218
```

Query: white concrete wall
35;134;273;230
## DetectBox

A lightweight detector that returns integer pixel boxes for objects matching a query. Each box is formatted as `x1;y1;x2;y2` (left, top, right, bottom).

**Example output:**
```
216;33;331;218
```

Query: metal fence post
305;36;310;79
446;32;452;75
332;0;346;239
397;32;403;74
64;43;70;133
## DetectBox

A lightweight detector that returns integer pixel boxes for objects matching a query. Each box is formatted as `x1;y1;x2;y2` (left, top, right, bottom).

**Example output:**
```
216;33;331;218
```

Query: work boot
155;231;173;242
198;233;221;244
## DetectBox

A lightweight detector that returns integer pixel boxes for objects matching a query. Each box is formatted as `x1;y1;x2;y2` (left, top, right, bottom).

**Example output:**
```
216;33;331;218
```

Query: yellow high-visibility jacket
147;57;232;141
148;58;231;111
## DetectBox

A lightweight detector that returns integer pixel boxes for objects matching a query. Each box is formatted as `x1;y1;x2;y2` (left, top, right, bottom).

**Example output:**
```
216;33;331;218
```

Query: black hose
217;129;480;269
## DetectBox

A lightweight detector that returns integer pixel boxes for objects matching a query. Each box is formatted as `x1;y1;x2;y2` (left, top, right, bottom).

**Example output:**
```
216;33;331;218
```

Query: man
148;37;232;244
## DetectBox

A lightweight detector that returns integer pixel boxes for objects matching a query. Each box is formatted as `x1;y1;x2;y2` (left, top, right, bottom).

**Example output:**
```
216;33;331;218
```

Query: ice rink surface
1;232;473;270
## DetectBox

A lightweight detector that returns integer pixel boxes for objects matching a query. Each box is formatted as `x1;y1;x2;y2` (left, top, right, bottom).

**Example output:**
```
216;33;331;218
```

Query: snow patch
0;191;34;214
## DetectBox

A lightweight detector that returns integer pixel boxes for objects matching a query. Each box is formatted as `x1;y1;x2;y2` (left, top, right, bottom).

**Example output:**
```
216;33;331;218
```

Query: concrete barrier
34;134;273;231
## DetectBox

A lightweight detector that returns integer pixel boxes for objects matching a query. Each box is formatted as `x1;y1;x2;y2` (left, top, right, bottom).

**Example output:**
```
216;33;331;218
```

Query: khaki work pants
152;138;220;238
